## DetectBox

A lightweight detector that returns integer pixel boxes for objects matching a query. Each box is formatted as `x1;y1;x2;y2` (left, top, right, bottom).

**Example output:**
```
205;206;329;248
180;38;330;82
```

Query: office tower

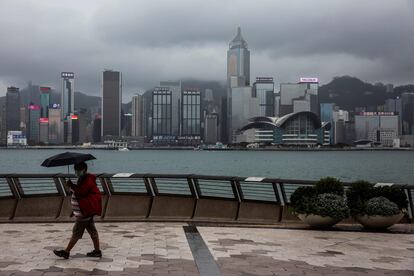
78;109;88;143
355;112;400;146
102;70;122;137
253;77;275;117
159;81;181;137
401;93;414;135
230;86;259;143
92;114;102;143
61;72;75;119
227;27;250;87
132;94;143;137
279;78;319;116
122;113;132;137
6;130;27;146
320;103;335;123
204;89;214;102
181;89;201;144
204;113;219;144
39;86;51;118
152;87;172;143
39;118;49;144
71;115;79;144
6;86;20;132
27;104;41;144
0;99;6;145
48;107;62;144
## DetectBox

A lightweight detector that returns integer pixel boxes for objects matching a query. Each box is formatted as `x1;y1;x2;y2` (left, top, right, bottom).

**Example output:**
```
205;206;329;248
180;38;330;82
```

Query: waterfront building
39;118;49;144
227;27;250;88
180;88;201;145
279;78;319;117
92;114;102;143
0;99;7;145
152;87;173;144
160;81;181;137
48;107;62;144
355;112;400;147
132;94;143;137
7;130;27;146
204;113;219;144
27;104;41;144
71;114;79;144
102;70;122;138
401;93;414;135
320;103;335;123
253;77;275;117
6;86;20;132
61;72;75;119
240;111;331;146
122;113;132;137
78;109;88;143
39;86;51;118
230;86;259;143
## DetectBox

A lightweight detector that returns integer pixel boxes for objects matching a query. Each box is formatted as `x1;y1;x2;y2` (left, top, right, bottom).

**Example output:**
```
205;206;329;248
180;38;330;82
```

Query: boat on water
118;147;130;152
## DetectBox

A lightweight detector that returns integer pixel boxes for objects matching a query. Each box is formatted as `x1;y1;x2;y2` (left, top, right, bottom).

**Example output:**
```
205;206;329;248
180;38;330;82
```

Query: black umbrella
41;152;96;171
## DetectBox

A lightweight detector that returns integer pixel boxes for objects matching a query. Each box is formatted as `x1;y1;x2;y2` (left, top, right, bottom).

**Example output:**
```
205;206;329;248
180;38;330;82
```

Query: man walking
53;162;102;259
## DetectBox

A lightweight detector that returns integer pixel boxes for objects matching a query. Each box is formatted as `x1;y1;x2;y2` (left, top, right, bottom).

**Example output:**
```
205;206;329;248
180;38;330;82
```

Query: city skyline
1;0;414;98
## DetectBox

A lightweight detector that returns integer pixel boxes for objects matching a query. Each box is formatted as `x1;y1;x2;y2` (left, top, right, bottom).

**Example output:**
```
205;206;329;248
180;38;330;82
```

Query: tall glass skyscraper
6;86;20;132
132;94;143;137
181;89;201;137
152;87;172;141
40;86;51;118
227;27;250;87
253;77;275;117
102;70;122;137
61;72;75;119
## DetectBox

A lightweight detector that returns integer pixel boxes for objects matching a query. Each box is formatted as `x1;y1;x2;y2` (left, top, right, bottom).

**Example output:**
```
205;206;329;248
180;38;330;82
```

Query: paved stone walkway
0;222;413;275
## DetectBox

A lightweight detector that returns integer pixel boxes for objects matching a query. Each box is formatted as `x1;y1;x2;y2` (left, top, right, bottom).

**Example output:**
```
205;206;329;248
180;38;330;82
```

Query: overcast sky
0;0;413;100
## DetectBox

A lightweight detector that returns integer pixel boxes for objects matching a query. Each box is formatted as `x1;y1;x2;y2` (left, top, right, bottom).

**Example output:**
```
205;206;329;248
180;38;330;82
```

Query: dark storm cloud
0;0;413;99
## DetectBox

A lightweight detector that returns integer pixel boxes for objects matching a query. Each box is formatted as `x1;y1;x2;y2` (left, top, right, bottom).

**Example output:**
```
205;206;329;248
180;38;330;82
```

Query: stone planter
355;213;404;229
297;213;341;228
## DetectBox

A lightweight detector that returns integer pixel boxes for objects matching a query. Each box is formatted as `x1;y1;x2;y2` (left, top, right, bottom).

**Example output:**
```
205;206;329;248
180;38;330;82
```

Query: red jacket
69;174;102;217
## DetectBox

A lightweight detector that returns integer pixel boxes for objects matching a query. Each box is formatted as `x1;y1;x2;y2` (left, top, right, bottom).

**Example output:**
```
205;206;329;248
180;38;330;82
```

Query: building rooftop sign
61;72;74;79
299;77;319;83
359;112;397;116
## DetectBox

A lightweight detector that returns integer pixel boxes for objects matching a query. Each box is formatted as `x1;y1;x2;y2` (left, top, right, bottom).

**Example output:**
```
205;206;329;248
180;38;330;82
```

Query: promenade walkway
0;223;413;275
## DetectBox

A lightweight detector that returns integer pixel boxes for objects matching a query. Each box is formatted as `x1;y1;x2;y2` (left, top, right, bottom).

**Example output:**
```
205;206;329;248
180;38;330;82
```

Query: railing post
405;189;413;219
6;176;21;200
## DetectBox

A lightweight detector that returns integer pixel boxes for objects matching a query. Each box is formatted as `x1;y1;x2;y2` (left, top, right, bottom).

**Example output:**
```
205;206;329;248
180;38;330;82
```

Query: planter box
355;213;404;229
297;213;341;228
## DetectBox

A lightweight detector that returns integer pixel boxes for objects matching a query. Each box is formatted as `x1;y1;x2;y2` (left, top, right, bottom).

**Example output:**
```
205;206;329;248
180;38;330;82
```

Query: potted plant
346;181;407;229
290;177;350;228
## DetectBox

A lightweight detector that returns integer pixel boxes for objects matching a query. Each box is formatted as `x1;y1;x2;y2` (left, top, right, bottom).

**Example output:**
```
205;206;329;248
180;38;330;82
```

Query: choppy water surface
0;149;412;183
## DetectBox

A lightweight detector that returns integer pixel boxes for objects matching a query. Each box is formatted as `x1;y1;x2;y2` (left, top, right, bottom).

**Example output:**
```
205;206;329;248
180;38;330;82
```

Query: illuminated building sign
71;115;78;120
299;77;319;83
40;86;51;92
359;112;396;116
39;118;49;123
49;103;61;109
28;105;41;110
61;72;74;79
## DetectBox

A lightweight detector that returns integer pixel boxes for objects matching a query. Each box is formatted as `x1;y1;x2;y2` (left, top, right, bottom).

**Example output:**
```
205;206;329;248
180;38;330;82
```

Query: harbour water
0;149;413;184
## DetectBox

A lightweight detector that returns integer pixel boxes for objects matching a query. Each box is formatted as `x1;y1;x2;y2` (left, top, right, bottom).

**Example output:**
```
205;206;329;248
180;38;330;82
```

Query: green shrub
346;181;375;216
290;186;317;214
315;177;344;196
347;181;408;215
312;193;350;220
373;186;408;210
365;197;400;216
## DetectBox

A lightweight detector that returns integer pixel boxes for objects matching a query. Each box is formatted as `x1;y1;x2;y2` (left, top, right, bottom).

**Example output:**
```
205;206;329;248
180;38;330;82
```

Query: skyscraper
204;113;219;144
27;104;41;144
48;106;62;144
39;86;51;118
159;81;181;137
227;27;250;87
132;94;143;137
152;87;172;143
253;77;275;117
279;78;319;116
181;89;201;145
102;70;122;137
61;72;75;119
6;86;20;132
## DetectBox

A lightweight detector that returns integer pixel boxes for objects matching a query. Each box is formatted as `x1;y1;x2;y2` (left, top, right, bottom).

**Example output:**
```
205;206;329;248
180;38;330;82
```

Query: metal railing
0;173;413;222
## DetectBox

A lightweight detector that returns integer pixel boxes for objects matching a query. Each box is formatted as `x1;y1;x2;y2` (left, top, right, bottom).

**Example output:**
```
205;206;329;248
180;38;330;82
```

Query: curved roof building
240;111;331;146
